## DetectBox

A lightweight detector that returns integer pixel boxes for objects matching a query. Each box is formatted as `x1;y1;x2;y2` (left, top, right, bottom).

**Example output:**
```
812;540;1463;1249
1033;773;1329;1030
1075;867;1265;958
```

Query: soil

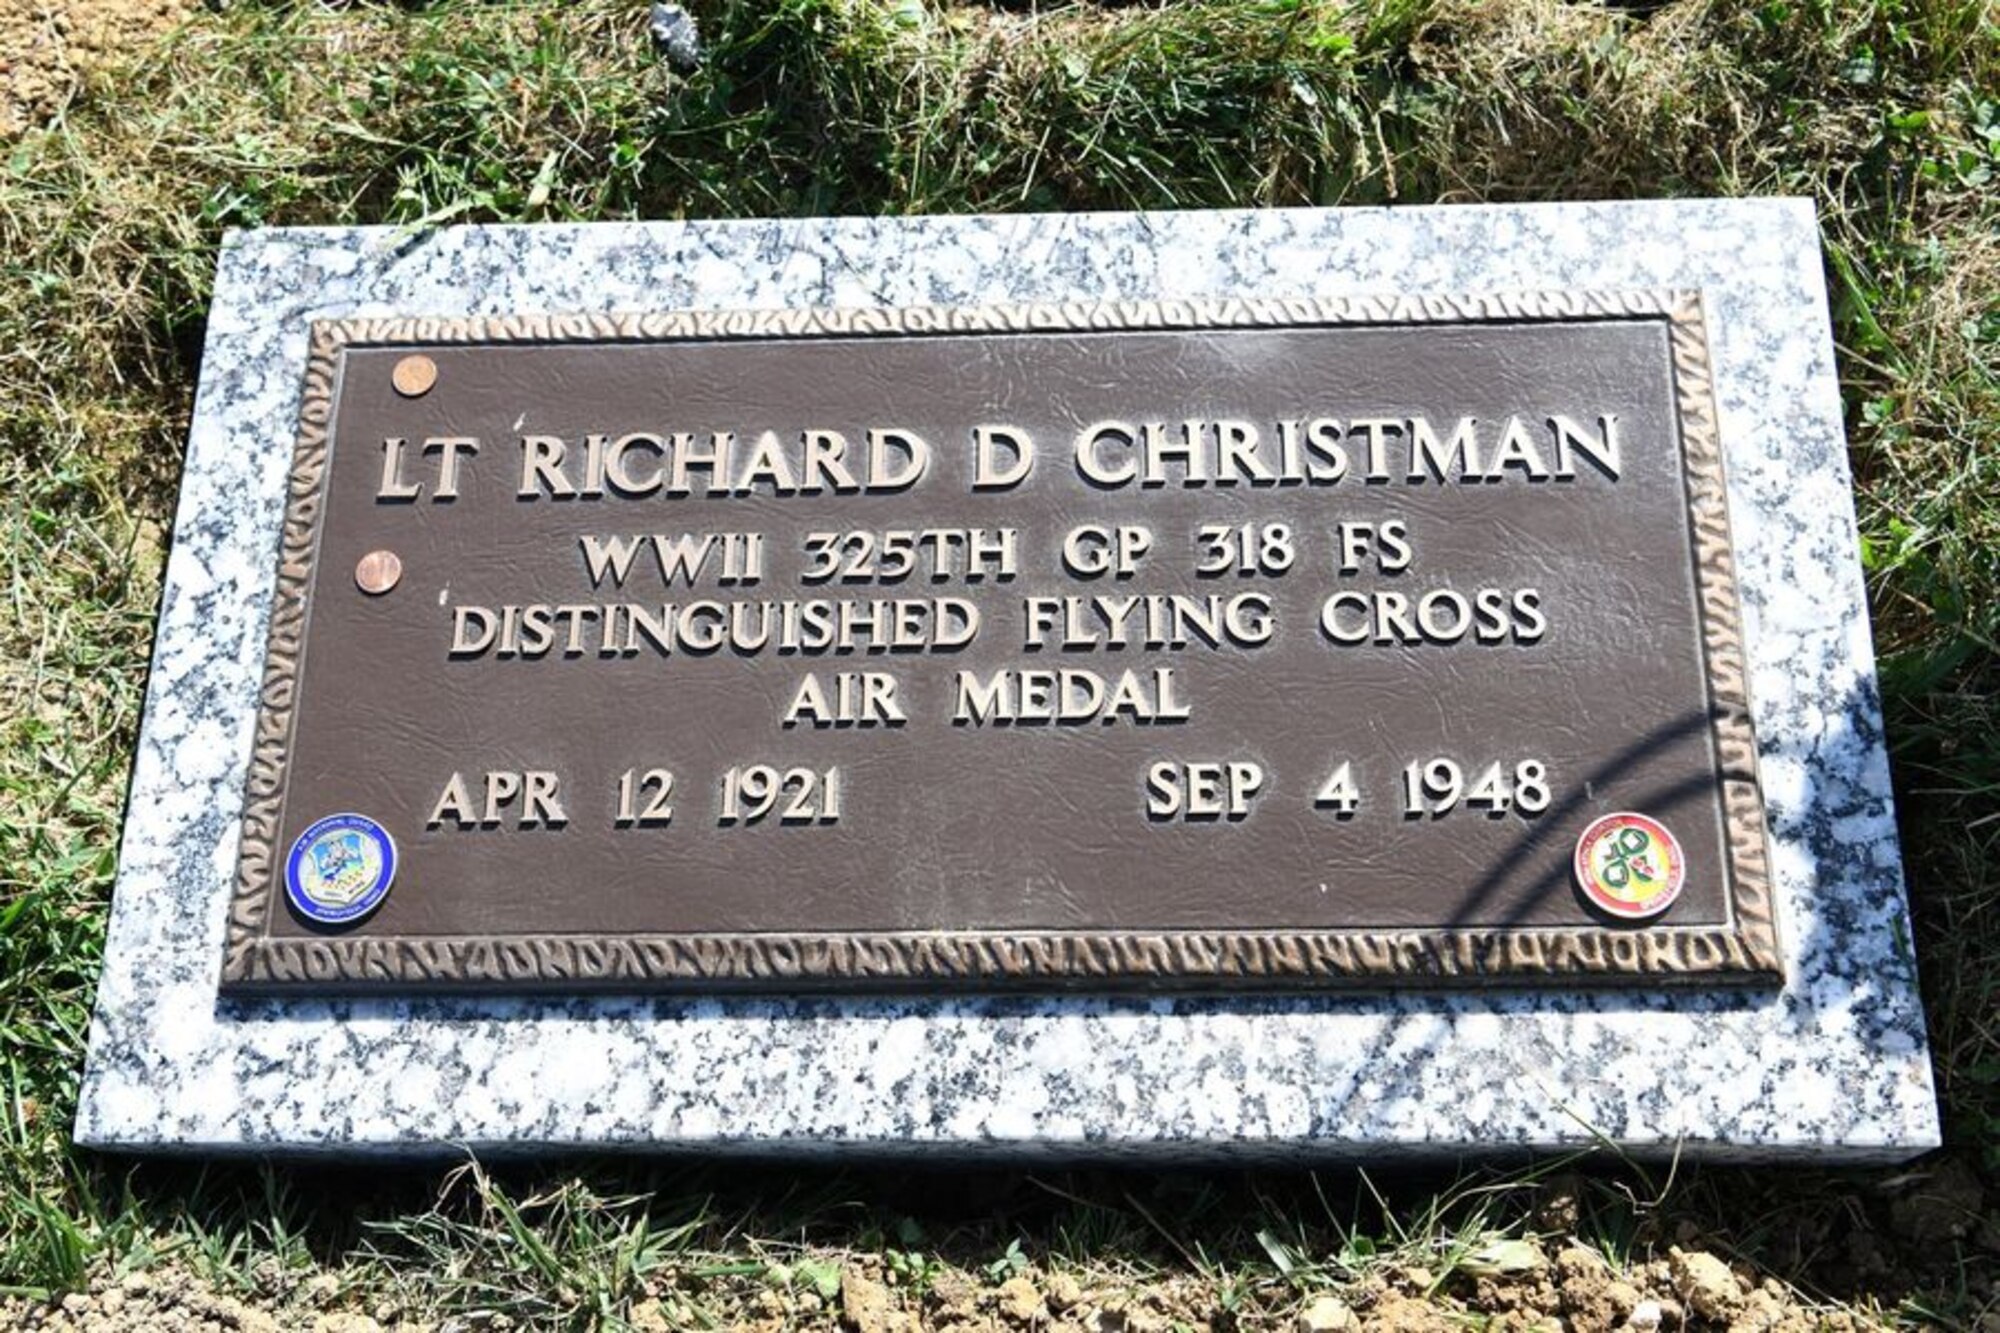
0;1241;1928;1332
0;0;187;137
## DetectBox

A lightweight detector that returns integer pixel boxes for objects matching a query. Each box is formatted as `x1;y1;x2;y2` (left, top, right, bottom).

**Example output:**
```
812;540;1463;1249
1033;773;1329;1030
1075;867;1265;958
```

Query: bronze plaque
220;294;1781;994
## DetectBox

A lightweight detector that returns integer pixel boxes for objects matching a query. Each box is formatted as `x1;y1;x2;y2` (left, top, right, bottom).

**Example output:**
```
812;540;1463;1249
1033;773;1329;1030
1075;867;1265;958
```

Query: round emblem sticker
285;813;396;926
1573;812;1685;920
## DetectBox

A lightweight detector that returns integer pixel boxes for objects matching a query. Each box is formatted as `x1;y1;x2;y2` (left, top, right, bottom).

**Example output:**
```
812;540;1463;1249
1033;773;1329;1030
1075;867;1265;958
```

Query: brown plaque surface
221;293;1780;993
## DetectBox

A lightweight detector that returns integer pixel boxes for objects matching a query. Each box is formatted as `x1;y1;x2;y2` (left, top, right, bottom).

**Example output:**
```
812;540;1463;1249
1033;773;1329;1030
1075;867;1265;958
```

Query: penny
354;549;402;595
391;354;438;397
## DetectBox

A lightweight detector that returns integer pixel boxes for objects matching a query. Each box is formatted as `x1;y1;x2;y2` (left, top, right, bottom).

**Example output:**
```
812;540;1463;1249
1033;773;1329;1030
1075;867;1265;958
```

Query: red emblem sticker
1574;812;1685;920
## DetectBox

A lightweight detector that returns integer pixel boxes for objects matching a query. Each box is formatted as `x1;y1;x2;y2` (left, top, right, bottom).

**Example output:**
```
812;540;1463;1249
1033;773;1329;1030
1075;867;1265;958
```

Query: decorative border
220;292;1782;993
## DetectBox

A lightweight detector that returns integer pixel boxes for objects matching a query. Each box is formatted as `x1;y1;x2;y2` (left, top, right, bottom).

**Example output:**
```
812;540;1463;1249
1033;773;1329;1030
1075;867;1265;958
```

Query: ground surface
0;0;185;136
0;0;1995;1329
0;1160;1991;1330
0;1229;1931;1332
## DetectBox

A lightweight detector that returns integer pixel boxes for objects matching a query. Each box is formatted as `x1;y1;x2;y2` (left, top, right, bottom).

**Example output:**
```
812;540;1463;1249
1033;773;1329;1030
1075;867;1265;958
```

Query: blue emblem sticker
285;813;396;926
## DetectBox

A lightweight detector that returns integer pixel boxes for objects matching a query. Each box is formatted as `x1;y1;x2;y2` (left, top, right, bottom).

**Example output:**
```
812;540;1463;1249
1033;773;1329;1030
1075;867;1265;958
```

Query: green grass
1;0;1996;1326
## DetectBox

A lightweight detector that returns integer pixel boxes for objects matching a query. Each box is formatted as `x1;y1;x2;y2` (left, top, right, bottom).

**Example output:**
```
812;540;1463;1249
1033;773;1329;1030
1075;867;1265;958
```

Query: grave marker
78;202;1939;1159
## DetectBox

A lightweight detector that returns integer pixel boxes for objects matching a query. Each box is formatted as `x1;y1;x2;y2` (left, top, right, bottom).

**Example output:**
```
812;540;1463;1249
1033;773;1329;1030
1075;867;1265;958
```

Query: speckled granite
76;202;1939;1160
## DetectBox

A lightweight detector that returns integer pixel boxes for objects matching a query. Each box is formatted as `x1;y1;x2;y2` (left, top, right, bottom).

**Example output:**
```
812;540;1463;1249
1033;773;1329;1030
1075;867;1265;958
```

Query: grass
0;0;1995;1326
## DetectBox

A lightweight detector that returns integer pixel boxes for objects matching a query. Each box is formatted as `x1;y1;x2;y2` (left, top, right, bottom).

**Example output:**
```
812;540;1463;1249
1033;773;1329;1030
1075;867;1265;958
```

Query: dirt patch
699;1248;1896;1332
1;0;187;137
0;1245;1903;1332
0;1265;378;1333
0;1263;477;1333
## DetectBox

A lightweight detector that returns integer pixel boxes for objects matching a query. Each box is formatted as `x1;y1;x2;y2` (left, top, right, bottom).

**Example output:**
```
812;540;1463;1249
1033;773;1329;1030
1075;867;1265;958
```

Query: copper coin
391;355;438;397
354;550;403;595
